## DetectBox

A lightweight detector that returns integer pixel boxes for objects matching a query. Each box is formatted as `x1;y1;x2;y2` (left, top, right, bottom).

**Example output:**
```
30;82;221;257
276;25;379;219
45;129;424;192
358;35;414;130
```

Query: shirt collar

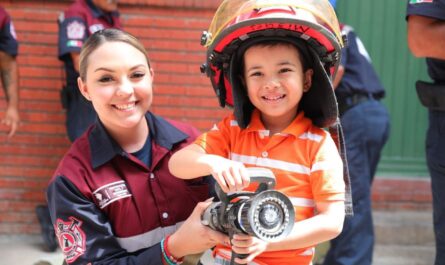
89;112;189;169
246;109;312;137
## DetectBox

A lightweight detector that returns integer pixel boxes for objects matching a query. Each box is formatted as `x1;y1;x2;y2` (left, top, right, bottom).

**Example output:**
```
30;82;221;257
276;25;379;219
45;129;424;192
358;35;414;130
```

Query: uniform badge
66;20;85;39
55;217;86;263
93;180;132;209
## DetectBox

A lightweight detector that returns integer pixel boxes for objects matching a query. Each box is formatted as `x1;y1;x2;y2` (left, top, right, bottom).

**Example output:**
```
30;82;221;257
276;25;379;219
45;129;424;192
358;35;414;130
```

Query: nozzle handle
231;252;248;265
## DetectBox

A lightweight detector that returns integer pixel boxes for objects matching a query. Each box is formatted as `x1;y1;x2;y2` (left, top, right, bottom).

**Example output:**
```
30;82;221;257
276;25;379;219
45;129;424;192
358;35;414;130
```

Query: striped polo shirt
195;109;345;265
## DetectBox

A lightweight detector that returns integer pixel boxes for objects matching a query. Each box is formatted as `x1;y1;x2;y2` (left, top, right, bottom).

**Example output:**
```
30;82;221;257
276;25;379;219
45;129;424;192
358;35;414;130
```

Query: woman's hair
79;28;151;81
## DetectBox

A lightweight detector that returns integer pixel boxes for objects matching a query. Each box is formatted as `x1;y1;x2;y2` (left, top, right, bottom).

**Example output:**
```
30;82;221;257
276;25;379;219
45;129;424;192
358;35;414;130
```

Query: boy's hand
208;156;250;193
230;234;268;264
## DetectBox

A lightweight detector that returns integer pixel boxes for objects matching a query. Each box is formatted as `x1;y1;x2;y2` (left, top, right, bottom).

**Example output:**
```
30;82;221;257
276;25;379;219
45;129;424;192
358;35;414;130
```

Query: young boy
169;1;350;264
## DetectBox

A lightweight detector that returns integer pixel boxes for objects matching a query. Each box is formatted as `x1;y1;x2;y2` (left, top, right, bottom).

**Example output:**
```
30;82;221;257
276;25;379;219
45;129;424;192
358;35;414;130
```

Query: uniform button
150;173;155;179
261;151;268;158
162;212;169;219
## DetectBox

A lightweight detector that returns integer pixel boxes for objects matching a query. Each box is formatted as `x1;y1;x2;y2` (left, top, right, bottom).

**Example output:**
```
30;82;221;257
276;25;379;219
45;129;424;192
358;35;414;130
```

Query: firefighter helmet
200;0;344;128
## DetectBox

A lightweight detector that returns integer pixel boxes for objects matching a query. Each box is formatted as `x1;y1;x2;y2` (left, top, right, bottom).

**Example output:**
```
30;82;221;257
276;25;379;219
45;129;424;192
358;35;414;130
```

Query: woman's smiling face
78;41;153;132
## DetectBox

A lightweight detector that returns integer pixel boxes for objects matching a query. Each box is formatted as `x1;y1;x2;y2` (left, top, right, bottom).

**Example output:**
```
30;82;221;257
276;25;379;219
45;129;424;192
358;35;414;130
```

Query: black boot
35;204;58;252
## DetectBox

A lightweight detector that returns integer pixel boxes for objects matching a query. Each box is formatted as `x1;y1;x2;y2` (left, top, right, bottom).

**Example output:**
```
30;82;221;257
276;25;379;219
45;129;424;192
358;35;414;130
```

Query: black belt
337;93;379;116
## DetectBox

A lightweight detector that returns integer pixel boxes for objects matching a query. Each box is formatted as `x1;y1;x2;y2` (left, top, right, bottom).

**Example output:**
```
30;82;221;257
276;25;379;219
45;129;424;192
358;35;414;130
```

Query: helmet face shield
201;0;344;128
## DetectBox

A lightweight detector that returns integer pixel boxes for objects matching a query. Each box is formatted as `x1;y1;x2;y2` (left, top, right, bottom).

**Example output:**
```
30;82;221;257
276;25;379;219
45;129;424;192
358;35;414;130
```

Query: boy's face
243;43;313;129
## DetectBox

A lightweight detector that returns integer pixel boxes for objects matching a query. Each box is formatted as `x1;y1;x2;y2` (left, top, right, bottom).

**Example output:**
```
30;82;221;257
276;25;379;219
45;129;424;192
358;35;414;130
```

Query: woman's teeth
115;103;135;110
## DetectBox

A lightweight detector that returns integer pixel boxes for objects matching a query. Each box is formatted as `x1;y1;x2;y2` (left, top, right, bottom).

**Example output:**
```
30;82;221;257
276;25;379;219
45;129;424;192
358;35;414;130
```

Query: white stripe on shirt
230;153;311;174
116;221;184;252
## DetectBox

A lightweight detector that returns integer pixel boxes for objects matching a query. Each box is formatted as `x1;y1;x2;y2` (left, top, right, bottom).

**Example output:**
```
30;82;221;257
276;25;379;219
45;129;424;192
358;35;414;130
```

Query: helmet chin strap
329;120;353;216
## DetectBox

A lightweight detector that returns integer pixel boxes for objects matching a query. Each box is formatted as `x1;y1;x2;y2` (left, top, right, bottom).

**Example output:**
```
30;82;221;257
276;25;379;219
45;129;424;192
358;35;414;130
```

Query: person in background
36;0;122;252
406;1;445;264
0;5;20;139
322;1;391;265
58;0;121;142
47;28;229;265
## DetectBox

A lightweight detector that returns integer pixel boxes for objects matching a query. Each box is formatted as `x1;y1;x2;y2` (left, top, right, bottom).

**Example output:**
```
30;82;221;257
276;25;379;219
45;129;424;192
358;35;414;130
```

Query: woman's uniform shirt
47;112;210;265
195;110;345;265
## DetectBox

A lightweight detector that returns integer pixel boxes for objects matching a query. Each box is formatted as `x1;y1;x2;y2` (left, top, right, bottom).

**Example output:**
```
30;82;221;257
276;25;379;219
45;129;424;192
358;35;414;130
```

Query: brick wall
0;0;433;236
372;178;432;211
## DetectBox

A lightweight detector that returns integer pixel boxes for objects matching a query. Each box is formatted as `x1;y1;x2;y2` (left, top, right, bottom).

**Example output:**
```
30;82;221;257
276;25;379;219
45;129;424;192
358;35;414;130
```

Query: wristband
161;235;183;265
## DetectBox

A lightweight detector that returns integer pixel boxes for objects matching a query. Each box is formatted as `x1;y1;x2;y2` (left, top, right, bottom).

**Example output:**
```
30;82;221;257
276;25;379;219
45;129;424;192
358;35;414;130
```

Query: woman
46;28;228;265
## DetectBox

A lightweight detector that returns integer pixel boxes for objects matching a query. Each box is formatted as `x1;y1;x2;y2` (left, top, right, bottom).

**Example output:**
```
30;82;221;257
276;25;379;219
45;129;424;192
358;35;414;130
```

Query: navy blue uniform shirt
0;6;18;57
407;0;445;84
47;112;211;264
58;0;122;88
335;24;385;99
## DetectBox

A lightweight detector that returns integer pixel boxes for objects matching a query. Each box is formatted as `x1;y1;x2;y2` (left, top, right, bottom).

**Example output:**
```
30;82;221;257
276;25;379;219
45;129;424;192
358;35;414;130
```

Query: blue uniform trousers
427;110;445;265
65;88;97;142
323;99;390;265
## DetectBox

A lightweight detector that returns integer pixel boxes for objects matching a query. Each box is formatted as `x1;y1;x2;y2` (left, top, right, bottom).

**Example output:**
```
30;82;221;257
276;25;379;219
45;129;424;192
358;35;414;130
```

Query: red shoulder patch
55;217;86;263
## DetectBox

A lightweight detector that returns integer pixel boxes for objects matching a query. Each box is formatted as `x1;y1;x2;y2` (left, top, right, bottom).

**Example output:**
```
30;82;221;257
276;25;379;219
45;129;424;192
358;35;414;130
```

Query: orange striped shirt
195;110;345;265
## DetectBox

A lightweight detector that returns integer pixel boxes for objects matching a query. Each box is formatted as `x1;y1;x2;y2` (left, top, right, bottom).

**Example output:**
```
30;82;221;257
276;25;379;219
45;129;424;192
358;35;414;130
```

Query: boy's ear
303;69;314;92
77;77;91;101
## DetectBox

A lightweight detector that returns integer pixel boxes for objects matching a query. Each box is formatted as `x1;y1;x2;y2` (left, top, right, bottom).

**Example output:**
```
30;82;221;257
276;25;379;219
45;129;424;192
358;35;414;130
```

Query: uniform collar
246;109;312;137
89;112;189;169
86;0;119;19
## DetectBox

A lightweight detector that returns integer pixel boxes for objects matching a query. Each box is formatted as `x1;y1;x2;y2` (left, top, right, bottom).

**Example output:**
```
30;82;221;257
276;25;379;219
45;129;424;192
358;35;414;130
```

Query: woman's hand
168;199;230;258
230;234;268;264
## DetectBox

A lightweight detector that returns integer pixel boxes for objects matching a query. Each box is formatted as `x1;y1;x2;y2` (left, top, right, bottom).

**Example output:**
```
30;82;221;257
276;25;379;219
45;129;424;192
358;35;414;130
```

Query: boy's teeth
264;95;284;100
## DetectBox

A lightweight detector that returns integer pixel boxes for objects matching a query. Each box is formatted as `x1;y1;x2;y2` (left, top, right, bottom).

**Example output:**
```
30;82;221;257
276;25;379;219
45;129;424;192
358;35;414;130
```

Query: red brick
372;178;432;211
17;55;62;67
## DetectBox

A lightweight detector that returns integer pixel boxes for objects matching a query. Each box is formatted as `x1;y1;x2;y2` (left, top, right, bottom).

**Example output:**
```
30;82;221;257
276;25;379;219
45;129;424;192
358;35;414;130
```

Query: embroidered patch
55;217;86;263
93;180;132;209
89;24;105;34
66;20;85;39
409;0;433;3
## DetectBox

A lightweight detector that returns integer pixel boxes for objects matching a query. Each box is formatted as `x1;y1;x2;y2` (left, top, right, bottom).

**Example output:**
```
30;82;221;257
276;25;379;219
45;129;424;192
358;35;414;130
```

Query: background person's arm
407;15;445;59
0;51;19;138
333;65;345;89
